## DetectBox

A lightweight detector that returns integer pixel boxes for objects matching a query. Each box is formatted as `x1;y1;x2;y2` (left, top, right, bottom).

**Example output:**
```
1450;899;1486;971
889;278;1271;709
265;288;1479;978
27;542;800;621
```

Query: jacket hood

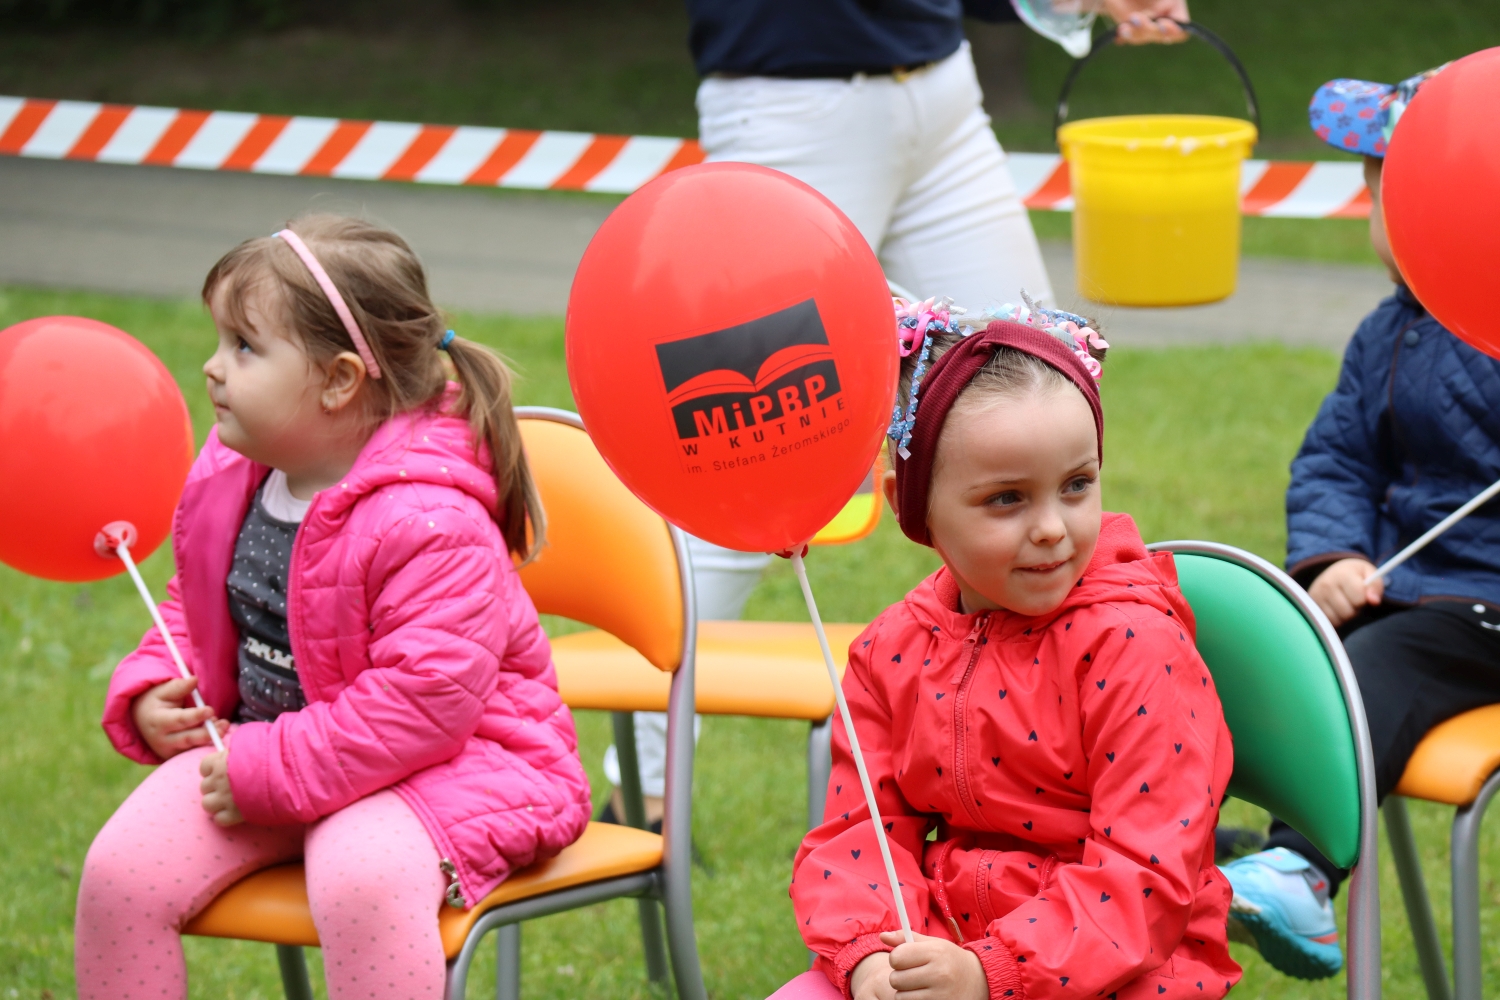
314;385;499;523
906;512;1196;640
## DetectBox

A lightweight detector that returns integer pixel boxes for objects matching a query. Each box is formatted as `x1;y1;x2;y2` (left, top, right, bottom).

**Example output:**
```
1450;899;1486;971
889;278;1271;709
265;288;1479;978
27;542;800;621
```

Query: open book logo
655;299;843;443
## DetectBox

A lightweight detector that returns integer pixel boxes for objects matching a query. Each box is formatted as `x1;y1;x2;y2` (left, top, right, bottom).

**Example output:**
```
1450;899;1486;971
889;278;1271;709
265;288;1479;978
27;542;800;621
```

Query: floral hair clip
888;296;968;459
976;290;1109;381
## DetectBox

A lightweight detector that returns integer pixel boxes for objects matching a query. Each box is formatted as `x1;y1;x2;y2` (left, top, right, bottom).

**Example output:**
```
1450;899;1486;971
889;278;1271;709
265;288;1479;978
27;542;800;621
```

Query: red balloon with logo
1383;47;1500;357
0;316;194;581
566;163;896;553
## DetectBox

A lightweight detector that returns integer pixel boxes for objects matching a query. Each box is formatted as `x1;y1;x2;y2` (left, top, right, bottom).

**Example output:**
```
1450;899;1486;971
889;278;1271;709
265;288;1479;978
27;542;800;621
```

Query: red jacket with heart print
791;513;1240;1000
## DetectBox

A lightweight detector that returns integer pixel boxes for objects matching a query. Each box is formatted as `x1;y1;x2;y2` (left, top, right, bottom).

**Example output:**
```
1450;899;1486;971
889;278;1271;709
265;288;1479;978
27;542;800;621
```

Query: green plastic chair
1148;541;1381;1000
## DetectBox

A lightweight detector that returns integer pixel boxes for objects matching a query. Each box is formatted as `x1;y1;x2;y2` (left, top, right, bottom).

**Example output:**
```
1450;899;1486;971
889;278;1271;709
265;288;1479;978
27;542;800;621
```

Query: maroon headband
893;320;1104;546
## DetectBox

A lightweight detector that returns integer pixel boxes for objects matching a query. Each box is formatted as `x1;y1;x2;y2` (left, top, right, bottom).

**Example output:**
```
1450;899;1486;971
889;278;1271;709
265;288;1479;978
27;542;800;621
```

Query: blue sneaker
1220;847;1343;980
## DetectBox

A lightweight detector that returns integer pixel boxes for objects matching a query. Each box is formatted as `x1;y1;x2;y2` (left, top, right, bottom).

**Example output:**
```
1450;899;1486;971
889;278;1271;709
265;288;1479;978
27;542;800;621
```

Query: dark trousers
1264;600;1500;896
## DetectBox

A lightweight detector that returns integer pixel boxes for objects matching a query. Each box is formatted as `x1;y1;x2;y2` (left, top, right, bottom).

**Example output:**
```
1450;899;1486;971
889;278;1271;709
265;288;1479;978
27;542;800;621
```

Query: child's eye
987;490;1022;507
236;337;252;354
1065;476;1094;494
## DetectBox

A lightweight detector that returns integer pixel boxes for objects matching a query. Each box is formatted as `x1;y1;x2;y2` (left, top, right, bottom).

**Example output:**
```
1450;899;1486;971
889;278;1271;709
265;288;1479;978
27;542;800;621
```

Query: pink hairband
272;228;382;379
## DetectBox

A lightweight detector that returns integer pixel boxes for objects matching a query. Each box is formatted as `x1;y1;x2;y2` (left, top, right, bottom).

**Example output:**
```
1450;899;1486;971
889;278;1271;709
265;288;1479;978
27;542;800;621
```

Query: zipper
951;613;991;828
440;858;467;908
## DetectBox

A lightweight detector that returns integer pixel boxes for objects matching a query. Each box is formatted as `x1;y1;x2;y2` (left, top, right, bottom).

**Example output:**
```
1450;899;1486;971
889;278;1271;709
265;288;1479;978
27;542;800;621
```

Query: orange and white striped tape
1009;153;1370;219
0;96;704;193
0;96;1368;217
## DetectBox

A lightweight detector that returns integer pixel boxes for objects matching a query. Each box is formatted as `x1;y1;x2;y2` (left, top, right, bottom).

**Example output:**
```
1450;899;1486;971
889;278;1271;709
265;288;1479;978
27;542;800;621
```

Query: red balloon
0;316;194;581
566;162;896;553
1384;47;1500;357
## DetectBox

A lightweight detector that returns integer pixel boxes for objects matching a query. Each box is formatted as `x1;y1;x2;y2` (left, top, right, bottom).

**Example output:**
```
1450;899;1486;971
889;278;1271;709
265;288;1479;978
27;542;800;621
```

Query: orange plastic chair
1383;704;1500;1000
556;615;862;833
183;408;707;1000
532;406;866;835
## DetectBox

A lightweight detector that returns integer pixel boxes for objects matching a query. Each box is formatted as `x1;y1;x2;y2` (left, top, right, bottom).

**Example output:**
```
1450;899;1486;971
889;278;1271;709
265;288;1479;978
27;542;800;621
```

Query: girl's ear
321;350;367;414
880;467;899;519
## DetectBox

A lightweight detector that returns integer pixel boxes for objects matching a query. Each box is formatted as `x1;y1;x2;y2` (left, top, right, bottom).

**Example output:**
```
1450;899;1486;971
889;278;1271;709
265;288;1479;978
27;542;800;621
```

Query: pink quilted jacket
102;398;593;906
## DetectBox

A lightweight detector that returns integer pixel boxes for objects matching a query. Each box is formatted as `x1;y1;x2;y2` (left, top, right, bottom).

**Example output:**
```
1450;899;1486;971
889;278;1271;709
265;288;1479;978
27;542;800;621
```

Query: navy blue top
687;0;1016;78
1286;285;1500;607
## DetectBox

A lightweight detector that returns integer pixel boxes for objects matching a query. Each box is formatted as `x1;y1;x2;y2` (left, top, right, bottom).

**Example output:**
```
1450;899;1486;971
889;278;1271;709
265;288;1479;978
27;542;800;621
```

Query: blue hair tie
439;329;456;351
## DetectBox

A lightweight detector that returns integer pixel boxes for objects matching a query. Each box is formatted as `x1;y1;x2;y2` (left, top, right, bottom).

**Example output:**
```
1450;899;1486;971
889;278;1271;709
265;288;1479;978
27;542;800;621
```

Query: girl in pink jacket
77;214;592;999
774;301;1240;1000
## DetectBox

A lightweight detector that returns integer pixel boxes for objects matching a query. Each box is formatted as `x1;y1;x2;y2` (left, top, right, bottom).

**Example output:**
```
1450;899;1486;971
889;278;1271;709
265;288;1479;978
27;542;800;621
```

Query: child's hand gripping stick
792;550;915;944
96;521;227;754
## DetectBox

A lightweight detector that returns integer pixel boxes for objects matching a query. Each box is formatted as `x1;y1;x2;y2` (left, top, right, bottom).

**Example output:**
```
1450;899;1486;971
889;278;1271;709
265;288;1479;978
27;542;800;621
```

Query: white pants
607;42;1053;798
695;40;1054;311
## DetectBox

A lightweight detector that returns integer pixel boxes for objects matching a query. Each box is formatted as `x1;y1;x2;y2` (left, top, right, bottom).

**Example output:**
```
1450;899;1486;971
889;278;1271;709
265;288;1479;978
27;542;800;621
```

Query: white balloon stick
1365;474;1500;587
113;540;227;754
792;551;914;944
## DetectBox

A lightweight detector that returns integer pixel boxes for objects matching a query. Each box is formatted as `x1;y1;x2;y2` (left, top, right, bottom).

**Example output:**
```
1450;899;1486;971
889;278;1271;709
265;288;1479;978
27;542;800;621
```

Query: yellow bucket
1058;114;1257;306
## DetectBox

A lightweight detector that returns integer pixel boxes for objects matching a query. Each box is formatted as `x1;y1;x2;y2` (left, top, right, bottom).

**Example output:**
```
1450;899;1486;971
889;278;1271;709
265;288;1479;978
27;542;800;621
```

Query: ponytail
443;336;546;564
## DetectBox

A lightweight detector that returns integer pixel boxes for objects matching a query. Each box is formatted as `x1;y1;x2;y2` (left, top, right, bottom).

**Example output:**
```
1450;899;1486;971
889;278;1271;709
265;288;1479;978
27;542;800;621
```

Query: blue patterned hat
1308;65;1448;157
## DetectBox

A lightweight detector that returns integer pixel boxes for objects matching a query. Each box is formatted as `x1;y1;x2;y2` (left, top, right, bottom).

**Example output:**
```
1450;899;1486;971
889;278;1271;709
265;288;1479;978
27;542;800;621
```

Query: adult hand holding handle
1102;0;1189;43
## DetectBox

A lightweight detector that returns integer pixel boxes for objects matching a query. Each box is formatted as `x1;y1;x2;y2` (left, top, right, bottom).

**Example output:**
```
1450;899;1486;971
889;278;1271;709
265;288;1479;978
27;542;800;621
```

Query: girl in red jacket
76;215;592;999
776;300;1240;1000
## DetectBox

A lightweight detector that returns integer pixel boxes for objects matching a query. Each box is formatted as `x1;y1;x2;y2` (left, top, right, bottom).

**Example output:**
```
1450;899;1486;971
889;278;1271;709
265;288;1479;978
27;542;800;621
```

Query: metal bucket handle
1053;21;1261;140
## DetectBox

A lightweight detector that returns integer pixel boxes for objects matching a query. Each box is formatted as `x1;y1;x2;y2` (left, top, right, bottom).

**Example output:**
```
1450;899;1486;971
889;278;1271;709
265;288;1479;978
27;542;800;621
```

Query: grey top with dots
228;470;309;724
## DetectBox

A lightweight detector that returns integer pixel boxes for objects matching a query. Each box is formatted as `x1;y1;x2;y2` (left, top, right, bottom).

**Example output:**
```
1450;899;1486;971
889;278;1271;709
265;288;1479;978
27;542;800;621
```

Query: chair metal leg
1452;769;1500;1000
807;716;832;832
495;921;521;1000
1345;855;1383;1000
275;944;315;1000
612;711;671;984
637;897;671;985
663;630;707;1000
1385;797;1452;1000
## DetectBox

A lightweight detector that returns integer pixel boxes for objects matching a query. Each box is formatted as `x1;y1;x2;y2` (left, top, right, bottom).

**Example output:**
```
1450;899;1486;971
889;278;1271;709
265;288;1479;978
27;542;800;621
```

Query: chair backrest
1151;541;1364;869
516;408;686;673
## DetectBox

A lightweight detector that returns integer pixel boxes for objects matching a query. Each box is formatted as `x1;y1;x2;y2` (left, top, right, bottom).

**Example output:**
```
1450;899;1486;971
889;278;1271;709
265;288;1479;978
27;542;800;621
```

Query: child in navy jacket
1219;63;1500;982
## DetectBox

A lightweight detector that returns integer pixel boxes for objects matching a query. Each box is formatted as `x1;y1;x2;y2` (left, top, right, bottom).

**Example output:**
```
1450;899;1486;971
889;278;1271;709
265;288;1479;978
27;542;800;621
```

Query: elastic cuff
832;933;894;1000
223;721;282;826
964;937;1025;1000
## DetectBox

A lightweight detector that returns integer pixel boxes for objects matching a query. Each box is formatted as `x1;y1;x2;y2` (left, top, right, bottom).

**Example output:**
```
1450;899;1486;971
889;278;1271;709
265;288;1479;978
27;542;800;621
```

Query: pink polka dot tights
75;745;448;998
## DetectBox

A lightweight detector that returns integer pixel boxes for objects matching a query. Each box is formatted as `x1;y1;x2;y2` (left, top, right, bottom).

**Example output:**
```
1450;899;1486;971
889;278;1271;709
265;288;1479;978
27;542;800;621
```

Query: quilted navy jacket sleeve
1286;286;1500;605
1285;297;1404;577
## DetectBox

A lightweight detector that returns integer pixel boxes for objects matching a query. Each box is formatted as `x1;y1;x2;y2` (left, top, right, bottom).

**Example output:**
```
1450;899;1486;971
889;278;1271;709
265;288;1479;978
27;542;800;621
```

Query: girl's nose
1031;504;1068;545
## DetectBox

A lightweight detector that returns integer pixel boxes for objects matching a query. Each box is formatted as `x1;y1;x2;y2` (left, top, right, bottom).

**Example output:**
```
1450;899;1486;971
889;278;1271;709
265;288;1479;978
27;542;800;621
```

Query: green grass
1;283;1496;999
1027;212;1383;267
2;0;1498;156
0;0;704;139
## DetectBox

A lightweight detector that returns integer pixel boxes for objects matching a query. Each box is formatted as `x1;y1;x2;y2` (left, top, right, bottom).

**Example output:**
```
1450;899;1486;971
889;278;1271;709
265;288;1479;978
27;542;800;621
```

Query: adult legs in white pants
603;40;1053;822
